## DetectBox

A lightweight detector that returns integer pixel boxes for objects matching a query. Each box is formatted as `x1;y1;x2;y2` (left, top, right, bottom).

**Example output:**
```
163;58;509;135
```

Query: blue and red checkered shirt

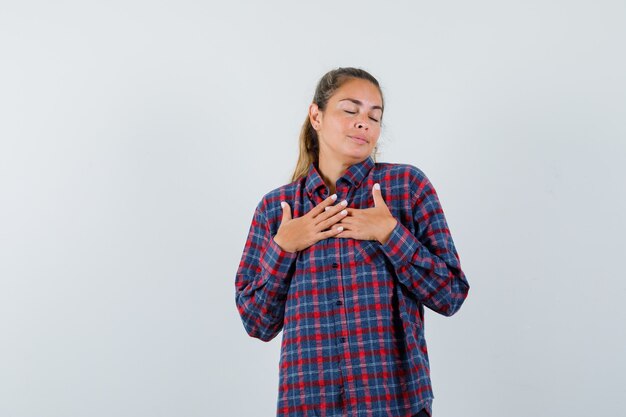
235;155;470;417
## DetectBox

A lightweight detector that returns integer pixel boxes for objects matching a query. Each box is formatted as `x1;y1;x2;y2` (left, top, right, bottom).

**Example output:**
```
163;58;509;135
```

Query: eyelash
344;110;380;123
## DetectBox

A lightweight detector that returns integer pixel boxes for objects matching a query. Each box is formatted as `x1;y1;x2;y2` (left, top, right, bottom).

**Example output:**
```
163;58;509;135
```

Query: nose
355;118;369;130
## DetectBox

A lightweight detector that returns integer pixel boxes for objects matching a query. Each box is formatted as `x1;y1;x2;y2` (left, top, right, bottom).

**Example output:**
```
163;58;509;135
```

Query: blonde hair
290;67;385;182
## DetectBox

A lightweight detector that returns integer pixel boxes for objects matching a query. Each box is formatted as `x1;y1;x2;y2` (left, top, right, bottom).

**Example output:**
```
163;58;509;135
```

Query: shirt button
332;262;339;268
336;300;343;305
340;337;346;343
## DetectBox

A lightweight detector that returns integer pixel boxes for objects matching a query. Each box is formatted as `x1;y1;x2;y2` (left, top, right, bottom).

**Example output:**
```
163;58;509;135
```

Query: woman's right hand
273;194;349;253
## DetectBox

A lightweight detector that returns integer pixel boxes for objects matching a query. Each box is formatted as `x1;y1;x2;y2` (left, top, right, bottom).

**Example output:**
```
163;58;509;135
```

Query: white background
1;1;625;416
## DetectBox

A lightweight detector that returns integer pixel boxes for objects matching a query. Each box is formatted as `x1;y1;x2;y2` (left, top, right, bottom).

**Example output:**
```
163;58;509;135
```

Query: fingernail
341;199;348;206
331;194;337;200
280;201;286;208
340;209;347;215
374;183;380;190
325;207;330;211
337;226;344;232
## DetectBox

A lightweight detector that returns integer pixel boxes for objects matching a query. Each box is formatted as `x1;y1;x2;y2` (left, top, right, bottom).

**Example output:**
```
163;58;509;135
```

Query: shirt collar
305;155;375;198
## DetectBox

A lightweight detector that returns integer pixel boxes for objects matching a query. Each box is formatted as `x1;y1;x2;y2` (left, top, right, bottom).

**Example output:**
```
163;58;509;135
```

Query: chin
346;150;371;161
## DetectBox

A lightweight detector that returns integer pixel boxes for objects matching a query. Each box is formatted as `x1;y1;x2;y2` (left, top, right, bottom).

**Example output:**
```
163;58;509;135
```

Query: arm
380;169;470;316
234;201;297;341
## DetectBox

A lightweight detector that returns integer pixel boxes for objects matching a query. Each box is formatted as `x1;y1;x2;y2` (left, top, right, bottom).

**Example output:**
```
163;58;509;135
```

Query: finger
338;207;360;219
317;198;348;224
279;201;292;224
323;198;348;211
308;193;338;217
322;225;344;239
336;215;354;225
372;183;384;208
318;207;348;230
323;198;348;215
333;228;352;239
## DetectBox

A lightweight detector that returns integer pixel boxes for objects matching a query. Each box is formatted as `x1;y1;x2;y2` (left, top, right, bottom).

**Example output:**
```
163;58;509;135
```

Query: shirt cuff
259;236;298;280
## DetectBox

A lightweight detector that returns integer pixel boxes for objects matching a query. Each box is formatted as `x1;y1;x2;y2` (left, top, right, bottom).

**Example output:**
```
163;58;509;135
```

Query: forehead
330;78;383;108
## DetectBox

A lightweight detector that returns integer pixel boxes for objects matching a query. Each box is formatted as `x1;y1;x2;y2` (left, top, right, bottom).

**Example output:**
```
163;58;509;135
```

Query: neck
317;154;355;195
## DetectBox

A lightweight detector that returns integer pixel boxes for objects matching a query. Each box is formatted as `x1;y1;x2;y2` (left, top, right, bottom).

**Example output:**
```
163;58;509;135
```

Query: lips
349;136;368;144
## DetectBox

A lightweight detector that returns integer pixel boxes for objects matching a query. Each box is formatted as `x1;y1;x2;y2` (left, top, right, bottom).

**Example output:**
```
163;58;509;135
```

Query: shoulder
374;160;427;178
374;161;433;191
374;161;441;212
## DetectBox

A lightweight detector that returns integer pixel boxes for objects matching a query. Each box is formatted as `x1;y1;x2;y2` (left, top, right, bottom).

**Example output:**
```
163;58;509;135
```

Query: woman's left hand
330;183;398;245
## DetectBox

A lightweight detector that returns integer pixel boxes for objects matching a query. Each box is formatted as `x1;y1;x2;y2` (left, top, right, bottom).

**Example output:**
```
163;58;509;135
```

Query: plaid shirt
235;156;470;417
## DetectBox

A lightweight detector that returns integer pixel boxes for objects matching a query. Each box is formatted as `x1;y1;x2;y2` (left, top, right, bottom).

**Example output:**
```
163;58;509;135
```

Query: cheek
328;119;350;137
338;117;352;130
371;126;382;141
319;121;347;146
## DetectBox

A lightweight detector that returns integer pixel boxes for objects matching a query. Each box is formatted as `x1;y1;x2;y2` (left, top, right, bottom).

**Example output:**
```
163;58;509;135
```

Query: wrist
273;235;285;251
273;235;296;253
378;218;398;245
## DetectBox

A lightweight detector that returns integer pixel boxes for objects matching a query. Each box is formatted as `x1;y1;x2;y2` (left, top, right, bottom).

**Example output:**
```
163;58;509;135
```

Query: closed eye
344;110;380;123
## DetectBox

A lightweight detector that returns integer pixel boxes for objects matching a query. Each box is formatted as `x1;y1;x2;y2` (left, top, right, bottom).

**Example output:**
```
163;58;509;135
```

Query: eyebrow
339;98;383;111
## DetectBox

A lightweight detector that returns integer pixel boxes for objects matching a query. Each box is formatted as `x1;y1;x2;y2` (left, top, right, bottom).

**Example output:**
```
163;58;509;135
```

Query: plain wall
1;1;625;416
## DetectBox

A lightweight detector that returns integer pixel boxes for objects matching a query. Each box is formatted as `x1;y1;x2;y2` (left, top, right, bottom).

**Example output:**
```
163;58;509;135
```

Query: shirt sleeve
379;170;470;317
234;200;298;341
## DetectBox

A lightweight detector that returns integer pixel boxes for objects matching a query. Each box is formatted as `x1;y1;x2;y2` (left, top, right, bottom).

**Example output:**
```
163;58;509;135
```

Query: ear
309;103;322;129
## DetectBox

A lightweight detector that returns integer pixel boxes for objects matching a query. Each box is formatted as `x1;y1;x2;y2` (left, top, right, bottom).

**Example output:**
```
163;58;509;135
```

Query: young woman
235;67;470;417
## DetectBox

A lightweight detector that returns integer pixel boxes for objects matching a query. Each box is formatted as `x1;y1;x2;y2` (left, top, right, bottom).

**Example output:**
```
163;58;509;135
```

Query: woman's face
310;78;383;163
